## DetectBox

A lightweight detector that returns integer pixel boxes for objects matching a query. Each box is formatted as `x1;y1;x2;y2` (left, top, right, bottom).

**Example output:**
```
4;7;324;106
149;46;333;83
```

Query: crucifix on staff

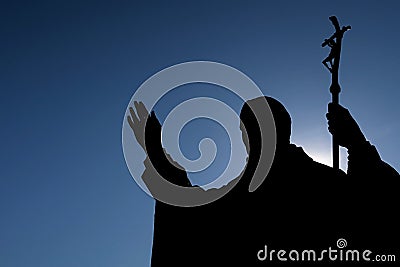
322;16;351;170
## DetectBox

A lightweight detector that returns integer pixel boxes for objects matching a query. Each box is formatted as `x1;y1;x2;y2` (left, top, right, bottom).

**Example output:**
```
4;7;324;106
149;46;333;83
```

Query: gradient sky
1;1;399;266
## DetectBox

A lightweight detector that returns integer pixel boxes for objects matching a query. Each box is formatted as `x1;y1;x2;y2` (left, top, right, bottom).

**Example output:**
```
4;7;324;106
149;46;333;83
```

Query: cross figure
322;16;351;82
322;38;337;73
322;16;351;170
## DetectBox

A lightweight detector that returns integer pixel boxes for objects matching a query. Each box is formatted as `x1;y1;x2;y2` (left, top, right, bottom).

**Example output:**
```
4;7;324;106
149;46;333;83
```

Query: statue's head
240;96;291;156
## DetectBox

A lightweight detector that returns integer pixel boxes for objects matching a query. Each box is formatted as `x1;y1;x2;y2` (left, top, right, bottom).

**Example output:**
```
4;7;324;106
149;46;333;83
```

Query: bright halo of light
309;149;332;167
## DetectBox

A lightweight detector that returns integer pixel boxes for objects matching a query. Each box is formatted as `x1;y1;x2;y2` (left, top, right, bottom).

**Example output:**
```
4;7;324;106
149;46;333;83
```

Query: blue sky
1;1;399;266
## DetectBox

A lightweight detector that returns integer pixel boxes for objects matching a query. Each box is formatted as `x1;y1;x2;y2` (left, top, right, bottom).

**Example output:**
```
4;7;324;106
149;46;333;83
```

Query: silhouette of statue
326;103;399;252
128;97;399;266
322;16;352;171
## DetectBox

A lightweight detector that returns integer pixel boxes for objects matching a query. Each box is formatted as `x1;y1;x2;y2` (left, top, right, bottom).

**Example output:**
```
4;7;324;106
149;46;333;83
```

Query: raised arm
127;101;192;188
127;102;195;266
326;102;399;178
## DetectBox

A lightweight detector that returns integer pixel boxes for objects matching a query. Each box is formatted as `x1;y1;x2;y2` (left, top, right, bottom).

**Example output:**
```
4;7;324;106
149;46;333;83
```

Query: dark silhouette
322;16;351;74
322;15;351;170
128;97;399;266
322;38;336;73
326;103;399;254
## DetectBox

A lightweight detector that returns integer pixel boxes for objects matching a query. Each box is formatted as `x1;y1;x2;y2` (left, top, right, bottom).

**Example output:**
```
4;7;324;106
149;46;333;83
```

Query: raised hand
127;101;150;150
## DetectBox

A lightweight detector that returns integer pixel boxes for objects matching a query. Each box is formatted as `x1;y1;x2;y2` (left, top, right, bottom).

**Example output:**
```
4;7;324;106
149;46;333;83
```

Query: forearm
144;111;192;187
347;140;399;177
144;147;192;187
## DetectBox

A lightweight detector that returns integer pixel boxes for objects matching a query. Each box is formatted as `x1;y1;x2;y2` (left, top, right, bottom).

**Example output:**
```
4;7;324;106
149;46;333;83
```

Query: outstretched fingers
135;101;149;122
129;106;139;123
127;114;135;130
128;106;139;130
